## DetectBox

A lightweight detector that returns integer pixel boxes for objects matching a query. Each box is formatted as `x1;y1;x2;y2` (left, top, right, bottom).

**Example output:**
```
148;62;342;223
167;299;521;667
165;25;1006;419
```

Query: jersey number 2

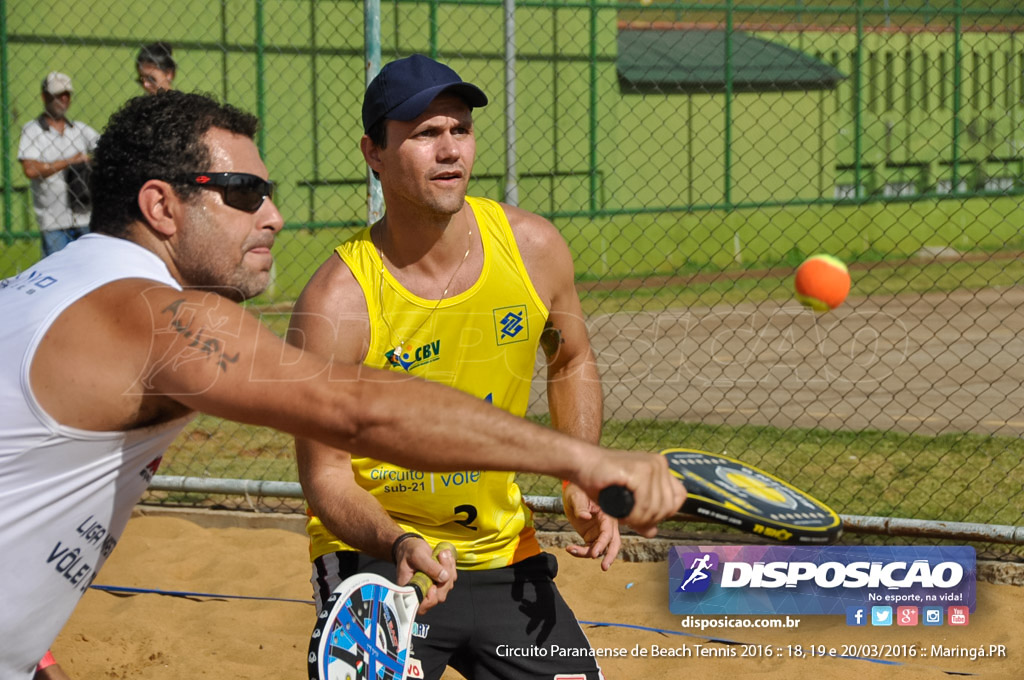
453;504;479;530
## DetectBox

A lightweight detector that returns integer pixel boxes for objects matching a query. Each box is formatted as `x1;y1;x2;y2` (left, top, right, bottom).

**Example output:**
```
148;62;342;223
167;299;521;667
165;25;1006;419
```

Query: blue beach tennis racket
308;542;455;680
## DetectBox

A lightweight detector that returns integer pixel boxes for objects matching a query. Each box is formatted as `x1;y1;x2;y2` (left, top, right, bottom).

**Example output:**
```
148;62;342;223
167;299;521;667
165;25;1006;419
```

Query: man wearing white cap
18;72;100;257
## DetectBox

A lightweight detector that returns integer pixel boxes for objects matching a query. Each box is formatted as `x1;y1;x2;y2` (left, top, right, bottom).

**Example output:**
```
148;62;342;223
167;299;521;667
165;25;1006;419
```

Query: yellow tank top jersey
306;196;549;569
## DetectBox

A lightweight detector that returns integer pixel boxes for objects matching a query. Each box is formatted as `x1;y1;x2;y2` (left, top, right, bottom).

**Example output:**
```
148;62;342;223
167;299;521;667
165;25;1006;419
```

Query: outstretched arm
38;275;683;535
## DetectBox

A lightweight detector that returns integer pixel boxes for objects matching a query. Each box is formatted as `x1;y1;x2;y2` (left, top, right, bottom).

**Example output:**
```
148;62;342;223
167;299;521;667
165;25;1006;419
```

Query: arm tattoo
161;298;240;372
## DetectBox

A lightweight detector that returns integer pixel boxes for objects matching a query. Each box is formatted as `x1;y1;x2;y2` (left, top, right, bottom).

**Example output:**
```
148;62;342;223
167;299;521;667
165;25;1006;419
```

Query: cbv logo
386;340;442;371
679;552;719;593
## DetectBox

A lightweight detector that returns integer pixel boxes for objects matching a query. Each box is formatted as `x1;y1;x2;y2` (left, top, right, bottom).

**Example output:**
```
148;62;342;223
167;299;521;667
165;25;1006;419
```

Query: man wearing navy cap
290;54;615;679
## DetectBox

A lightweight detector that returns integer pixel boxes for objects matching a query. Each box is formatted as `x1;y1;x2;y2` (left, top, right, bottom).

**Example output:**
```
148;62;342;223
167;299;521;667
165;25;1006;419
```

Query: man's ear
360;135;383;176
137;179;182;237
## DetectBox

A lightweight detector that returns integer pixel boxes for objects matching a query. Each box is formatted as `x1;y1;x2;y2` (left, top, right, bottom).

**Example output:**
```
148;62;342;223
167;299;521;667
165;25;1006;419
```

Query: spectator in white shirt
17;71;100;257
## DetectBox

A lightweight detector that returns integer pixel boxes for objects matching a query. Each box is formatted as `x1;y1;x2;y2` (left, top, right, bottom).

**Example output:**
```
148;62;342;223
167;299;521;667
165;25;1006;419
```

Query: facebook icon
846;606;867;626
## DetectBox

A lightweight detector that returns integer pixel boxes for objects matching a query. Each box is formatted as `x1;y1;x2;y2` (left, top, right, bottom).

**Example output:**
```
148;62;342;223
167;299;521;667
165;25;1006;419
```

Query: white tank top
0;234;195;678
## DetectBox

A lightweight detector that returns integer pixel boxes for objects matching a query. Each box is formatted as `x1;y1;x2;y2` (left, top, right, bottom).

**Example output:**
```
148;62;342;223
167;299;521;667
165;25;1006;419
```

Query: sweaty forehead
202;128;269;175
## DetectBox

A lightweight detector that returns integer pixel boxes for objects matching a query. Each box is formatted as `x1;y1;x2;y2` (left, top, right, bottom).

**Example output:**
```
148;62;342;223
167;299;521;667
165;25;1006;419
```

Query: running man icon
680;554;715;592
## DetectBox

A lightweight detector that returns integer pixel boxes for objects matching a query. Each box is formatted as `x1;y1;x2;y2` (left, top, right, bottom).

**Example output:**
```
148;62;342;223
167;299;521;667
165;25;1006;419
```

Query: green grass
147;414;301;511
577;255;1024;315
158;414;298;481
605;420;1024;526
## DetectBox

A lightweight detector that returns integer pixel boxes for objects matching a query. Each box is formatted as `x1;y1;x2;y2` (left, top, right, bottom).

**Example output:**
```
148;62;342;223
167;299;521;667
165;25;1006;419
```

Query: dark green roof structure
617;28;846;94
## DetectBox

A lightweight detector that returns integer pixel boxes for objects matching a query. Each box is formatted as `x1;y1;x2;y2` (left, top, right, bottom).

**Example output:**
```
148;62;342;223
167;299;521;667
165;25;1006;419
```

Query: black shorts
312;551;604;680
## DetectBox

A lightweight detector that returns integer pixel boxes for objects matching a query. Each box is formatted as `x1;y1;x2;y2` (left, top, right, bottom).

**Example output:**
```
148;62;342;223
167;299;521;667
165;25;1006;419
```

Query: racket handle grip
408;541;457;602
598;485;634;519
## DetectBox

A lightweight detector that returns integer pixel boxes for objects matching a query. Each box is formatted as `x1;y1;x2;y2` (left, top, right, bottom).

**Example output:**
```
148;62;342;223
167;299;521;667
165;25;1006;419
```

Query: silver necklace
376;222;472;364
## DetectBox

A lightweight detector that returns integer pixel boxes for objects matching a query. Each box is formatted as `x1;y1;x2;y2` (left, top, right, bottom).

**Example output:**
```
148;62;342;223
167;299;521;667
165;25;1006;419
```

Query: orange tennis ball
794;255;850;312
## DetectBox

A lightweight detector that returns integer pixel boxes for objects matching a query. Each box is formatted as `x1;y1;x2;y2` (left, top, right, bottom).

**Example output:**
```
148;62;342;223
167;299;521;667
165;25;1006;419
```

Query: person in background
17;71;100;257
136;42;176;94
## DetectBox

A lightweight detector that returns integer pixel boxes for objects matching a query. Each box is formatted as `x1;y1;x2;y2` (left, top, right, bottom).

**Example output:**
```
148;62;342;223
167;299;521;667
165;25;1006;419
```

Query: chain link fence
2;1;1022;557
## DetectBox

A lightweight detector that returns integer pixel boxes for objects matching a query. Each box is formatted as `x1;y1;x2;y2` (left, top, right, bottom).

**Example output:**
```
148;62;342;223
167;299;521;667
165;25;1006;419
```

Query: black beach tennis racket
308;542;456;680
599;448;842;545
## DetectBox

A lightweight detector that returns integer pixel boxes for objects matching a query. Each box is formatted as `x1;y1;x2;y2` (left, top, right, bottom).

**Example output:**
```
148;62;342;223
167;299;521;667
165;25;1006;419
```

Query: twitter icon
871;606;893;626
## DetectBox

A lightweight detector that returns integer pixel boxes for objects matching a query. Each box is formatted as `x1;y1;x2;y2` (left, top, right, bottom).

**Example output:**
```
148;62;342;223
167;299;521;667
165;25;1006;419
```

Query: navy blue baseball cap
362;54;489;134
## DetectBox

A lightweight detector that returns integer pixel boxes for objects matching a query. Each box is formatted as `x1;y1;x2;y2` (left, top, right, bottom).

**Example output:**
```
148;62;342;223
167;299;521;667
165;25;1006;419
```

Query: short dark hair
136;42;176;74
90;90;259;237
365;118;388;180
367;118;388;150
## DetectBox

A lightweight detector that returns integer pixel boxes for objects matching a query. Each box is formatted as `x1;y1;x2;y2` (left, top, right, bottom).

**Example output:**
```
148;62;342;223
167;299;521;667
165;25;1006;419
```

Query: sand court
48;515;1022;679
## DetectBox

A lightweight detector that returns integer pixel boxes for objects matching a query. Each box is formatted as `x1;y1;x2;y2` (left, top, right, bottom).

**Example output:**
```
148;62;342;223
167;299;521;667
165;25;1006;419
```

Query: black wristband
390;531;423;564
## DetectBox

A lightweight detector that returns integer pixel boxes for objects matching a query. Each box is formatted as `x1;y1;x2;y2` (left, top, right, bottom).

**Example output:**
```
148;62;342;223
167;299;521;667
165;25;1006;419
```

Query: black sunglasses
184;172;275;213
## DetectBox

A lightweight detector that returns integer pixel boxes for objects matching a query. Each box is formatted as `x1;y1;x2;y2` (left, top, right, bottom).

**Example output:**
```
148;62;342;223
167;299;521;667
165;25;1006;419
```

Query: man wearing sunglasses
17;71;100;257
0;90;684;679
288;55;616;680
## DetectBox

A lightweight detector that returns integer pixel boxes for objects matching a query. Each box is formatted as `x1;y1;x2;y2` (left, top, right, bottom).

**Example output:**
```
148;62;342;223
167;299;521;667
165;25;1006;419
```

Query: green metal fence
2;1;1022;556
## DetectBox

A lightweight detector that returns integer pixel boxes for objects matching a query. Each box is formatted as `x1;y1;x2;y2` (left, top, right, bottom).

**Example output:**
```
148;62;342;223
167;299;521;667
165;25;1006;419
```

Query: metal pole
854;0;865;198
220;1;229;101
952;0;963;192
503;0;518;206
309;0;319;185
687;95;694;206
588;0;598;214
1011;32;1018;158
255;0;267;155
151;476;306;499
841;515;1024;545
551;9;560;186
365;0;384;223
253;0;275;294
429;0;439;58
0;0;12;241
724;0;733;207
